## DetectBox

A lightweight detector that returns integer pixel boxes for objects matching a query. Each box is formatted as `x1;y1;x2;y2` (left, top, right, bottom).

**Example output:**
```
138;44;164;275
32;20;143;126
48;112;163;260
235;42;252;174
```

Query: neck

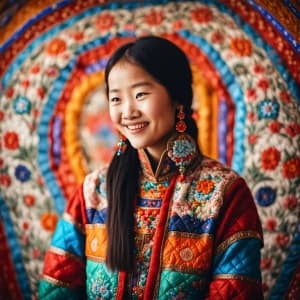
145;149;159;173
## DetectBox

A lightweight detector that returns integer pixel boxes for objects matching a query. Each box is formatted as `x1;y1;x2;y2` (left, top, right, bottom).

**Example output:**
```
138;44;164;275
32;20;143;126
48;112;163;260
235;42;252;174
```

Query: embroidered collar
138;142;201;182
138;149;178;182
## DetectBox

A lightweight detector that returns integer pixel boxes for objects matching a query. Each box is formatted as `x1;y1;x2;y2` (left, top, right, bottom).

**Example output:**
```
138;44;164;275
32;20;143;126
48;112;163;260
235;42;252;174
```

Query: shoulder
82;165;109;209
191;156;241;192
185;157;250;220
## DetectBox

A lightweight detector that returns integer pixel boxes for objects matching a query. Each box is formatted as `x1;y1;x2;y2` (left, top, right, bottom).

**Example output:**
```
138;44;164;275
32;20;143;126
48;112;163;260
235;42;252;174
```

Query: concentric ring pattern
0;1;299;298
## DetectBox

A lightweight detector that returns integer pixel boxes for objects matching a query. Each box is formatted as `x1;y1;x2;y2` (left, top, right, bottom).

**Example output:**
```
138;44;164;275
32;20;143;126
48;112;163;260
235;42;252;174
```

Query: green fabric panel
86;259;119;299
158;269;206;299
38;280;84;300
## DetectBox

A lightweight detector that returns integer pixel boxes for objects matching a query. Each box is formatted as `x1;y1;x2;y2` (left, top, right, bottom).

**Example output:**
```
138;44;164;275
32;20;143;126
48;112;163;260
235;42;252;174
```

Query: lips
123;122;148;131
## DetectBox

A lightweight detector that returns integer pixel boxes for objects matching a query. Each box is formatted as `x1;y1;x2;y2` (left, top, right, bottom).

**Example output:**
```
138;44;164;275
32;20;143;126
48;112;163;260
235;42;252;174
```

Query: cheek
108;107;119;124
148;103;172;118
150;105;176;124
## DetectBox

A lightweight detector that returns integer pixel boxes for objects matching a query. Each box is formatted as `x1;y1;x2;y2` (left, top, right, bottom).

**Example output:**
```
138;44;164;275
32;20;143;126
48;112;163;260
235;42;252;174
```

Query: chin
127;138;150;150
128;142;145;150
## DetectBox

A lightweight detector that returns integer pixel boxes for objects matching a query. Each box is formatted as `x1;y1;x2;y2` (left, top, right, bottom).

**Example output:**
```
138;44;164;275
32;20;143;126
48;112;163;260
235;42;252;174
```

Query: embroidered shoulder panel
170;157;239;233
83;167;108;209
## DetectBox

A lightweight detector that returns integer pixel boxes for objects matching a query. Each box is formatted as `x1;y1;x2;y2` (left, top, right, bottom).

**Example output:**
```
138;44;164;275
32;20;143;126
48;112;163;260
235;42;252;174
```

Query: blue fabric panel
213;238;262;279
169;215;216;234
86;207;107;224
50;219;85;258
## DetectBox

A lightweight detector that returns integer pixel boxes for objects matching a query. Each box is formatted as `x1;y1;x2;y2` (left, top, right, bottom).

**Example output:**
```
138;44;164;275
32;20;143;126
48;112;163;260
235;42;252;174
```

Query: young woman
39;36;263;299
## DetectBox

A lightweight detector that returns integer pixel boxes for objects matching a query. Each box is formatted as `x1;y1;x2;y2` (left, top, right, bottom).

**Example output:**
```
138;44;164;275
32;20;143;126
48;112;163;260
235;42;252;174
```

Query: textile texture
0;0;299;299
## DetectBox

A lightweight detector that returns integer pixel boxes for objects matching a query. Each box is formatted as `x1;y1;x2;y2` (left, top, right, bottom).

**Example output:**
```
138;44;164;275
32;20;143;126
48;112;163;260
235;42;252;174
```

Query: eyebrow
109;81;153;93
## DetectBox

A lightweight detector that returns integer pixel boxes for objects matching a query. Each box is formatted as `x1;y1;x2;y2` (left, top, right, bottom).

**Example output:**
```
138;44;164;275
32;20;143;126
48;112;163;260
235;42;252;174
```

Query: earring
167;105;197;181
116;133;127;156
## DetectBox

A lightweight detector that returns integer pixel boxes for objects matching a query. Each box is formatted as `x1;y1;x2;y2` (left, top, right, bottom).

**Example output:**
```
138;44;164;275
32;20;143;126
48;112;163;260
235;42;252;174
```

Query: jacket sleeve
205;177;264;299
38;184;87;300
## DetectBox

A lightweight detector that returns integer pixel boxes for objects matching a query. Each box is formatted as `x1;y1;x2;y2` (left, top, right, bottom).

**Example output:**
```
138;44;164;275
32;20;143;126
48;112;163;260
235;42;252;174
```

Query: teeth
126;123;147;130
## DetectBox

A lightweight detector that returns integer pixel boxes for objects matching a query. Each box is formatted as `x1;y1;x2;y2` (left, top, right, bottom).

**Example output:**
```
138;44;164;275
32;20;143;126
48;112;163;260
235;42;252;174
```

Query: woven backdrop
0;0;299;299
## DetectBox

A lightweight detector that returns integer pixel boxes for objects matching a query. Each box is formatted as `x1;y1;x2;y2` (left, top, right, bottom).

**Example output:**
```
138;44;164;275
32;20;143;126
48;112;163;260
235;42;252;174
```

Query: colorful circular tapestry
0;0;299;299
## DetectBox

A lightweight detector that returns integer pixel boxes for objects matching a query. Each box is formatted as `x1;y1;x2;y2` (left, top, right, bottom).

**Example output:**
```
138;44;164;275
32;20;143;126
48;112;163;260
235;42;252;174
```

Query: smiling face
107;59;177;161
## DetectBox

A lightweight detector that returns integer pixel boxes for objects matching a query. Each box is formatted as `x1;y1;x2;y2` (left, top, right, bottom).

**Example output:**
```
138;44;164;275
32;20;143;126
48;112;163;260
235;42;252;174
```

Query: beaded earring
116;133;127;156
167;105;197;181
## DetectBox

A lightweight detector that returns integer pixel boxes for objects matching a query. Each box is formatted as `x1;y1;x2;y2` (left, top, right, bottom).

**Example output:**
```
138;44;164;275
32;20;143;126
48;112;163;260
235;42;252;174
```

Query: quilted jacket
39;149;264;299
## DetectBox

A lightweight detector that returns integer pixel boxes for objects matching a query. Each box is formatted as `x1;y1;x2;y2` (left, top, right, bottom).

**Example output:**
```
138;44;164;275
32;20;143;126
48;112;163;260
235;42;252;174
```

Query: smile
123;122;148;131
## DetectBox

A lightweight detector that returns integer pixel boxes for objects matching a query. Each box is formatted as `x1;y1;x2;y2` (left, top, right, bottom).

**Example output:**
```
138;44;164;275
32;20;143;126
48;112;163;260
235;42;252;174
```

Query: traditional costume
39;148;263;299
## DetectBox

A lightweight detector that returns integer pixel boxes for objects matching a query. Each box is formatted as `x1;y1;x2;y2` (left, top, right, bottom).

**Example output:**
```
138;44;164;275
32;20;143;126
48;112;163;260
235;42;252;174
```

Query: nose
122;99;139;120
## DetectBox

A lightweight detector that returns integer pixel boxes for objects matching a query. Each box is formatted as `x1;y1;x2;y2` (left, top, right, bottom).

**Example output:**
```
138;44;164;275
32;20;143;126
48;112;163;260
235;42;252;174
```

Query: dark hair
105;35;199;271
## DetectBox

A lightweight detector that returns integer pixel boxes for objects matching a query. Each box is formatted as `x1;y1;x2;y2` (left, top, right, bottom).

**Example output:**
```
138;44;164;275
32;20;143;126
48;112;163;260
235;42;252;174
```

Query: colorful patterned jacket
39;150;264;299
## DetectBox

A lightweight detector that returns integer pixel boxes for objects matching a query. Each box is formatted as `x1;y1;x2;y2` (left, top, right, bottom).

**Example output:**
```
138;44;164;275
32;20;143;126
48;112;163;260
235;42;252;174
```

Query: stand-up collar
138;149;179;182
137;143;201;182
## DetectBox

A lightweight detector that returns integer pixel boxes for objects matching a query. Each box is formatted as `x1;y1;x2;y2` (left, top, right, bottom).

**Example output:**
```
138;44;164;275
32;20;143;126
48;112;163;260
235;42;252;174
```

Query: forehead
107;60;155;89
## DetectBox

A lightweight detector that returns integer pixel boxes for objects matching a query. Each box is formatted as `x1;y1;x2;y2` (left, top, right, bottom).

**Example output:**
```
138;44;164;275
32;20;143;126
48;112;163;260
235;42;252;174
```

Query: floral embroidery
170;138;196;159
5;86;15;98
46;38;67;56
275;233;290;249
265;218;277;231
95;13;115;31
23;194;35;207
230;37;252;56
261;257;272;270
282;195;298;210
210;31;224;44
257;99;280;120
255;186;276;207
14;165;31;182
279;90;291;103
40;212;58;232
84;169;107;209
144;10;164;26
248;134;258;146
0;174;12;187
135;207;160;232
196;179;215;195
246;88;257;100
13;96;31;114
3;131;19;150
268;120;281;133
172;167;231;222
233;63;249;76
285;123;300;137
257;78;270;92
253;64;265;74
141;180;168;199
90;271;114;299
260;147;281;170
191;7;213;24
282;157;300;179
133;233;155;297
0;1;298;298
30;65;41;74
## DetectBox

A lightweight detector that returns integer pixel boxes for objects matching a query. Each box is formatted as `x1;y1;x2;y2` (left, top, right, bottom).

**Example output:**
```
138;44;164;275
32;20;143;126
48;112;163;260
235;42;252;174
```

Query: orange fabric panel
85;225;107;260
162;233;213;272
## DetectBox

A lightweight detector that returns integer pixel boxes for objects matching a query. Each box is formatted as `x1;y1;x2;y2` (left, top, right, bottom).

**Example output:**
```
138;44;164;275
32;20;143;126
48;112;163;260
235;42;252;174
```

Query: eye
110;97;121;104
136;92;148;99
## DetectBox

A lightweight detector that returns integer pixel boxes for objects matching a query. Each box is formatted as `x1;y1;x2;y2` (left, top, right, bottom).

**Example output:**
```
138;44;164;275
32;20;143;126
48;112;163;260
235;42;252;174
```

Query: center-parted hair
105;35;199;271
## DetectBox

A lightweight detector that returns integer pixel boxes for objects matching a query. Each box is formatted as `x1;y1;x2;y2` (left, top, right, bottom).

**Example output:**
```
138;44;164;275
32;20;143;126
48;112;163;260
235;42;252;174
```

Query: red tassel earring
167;105;197;181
